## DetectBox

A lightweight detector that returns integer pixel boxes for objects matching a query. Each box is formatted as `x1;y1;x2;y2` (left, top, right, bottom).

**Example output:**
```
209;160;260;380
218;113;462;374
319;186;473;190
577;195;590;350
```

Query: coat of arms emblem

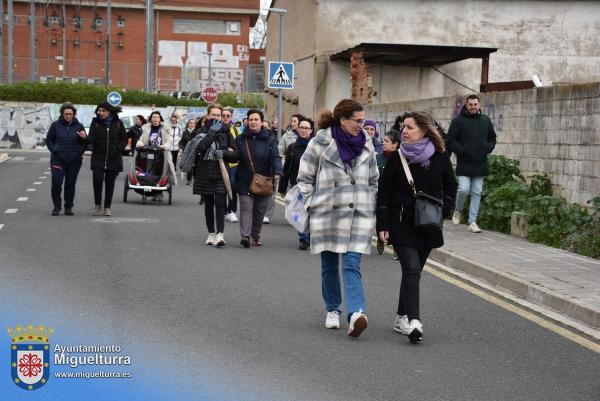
8;324;53;390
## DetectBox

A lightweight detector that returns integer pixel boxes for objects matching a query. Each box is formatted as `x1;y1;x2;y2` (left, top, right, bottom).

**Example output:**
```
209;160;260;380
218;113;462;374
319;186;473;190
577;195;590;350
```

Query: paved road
1;152;599;401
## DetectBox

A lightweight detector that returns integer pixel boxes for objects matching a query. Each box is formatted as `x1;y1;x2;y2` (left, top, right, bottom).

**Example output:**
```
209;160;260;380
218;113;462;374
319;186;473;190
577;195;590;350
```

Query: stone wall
364;83;600;206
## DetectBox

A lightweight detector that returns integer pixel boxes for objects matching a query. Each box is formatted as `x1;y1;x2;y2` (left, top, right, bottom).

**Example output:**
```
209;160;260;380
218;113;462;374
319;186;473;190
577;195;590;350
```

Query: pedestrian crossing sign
268;62;294;89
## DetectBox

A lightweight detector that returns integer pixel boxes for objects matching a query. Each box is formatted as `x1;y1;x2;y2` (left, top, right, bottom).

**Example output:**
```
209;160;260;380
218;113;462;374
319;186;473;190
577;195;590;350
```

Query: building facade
1;0;260;93
264;0;600;122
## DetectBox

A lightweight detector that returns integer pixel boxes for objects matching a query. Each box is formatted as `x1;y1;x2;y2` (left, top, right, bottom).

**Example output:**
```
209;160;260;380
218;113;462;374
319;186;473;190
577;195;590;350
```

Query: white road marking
33;182;42;185
13;157;26;161
44;171;50;175
38;157;50;161
17;197;28;202
26;188;36;192
4;209;18;214
0;224;4;231
39;176;47;179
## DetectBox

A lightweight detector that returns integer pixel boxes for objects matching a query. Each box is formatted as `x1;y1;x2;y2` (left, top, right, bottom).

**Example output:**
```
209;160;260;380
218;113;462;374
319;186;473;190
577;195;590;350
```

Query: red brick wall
2;1;259;91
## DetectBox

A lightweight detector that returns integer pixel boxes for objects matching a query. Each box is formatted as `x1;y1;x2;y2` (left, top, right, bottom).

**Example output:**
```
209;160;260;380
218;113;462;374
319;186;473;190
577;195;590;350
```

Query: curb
429;248;600;331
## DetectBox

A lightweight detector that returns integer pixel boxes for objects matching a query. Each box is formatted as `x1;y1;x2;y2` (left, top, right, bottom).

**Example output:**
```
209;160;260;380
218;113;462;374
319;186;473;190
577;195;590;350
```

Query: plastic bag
284;185;309;234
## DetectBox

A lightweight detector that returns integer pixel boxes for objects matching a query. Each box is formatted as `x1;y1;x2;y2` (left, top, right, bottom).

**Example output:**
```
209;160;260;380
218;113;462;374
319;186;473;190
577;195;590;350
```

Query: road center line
0;224;4;231
26;188;36;192
4;209;18;214
39;176;47;179
17;197;28;202
33;182;42;185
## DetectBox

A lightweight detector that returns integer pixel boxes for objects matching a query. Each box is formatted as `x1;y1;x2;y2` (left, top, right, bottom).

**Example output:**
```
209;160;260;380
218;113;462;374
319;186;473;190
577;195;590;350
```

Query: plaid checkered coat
297;127;379;255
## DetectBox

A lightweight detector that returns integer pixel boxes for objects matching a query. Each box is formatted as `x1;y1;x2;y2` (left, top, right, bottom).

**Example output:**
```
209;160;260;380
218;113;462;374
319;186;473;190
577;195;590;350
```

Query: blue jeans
51;158;82;209
320;251;366;320
455;176;484;224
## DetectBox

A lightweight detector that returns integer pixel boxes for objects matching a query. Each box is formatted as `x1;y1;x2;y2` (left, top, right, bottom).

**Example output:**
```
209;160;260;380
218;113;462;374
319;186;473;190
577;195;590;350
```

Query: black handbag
399;151;444;231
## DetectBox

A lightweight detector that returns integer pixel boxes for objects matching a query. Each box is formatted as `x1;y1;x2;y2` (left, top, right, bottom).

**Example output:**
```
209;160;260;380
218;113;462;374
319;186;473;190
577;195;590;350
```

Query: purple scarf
331;125;366;167
400;138;435;168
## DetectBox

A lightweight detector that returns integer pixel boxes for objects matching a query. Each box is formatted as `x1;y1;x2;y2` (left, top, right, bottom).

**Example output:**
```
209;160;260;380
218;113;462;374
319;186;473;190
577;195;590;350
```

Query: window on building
173;18;241;36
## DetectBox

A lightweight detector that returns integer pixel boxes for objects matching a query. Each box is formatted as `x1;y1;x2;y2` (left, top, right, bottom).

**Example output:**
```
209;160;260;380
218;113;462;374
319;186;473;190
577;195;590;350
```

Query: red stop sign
201;86;219;103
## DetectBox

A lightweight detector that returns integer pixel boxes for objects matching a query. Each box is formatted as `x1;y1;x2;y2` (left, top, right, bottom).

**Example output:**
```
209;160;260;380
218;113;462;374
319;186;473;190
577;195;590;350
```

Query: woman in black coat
87;101;128;217
234;109;282;248
126;115;146;155
377;111;457;343
193;105;237;247
279;116;314;250
179;118;197;185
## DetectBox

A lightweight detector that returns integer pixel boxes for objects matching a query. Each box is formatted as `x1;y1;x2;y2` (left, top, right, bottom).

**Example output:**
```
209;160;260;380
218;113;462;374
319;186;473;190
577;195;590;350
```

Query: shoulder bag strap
398;150;416;197
244;136;256;174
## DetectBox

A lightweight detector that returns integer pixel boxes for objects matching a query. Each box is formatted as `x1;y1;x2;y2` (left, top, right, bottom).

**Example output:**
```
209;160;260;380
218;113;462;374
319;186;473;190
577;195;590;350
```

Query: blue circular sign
107;91;122;107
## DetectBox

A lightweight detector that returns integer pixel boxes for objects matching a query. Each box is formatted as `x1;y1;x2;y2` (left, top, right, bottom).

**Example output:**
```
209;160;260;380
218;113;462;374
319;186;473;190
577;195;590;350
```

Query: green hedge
462;155;600;259
0;82;264;108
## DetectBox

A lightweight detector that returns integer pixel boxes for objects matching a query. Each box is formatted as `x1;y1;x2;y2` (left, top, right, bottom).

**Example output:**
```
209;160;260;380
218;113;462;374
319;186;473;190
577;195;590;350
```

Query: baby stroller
123;146;173;205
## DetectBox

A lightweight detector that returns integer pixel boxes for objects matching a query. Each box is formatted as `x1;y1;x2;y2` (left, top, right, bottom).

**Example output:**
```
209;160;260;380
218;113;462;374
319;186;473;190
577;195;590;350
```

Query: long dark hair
404;111;446;153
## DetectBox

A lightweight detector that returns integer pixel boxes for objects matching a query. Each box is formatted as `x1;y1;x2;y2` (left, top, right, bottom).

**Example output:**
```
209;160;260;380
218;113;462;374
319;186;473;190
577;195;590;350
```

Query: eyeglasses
345;117;365;125
222;114;232;118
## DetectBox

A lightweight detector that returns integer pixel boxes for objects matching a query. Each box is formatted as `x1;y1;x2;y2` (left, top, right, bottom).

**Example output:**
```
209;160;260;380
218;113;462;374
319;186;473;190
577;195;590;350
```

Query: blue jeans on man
51;158;83;210
455;176;484;223
320;251;366;321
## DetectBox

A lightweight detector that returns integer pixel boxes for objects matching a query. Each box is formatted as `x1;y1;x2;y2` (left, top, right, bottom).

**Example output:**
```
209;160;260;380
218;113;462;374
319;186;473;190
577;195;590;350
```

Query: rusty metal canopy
330;43;497;66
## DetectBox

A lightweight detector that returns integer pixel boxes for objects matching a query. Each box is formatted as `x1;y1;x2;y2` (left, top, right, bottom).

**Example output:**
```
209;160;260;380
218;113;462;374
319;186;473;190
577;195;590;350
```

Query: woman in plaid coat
297;99;379;338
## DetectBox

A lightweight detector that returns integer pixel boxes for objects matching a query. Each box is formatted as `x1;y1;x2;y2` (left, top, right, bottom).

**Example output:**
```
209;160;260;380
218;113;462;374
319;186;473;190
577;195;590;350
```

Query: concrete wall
265;0;600;117
364;83;600;206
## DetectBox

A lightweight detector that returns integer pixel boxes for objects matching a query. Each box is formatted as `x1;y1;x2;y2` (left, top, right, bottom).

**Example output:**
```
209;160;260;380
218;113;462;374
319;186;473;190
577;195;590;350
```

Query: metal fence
5;58;265;94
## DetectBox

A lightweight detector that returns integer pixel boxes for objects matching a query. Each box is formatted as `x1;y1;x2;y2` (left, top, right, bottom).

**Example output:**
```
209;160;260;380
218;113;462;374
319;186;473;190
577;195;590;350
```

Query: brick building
1;0;261;93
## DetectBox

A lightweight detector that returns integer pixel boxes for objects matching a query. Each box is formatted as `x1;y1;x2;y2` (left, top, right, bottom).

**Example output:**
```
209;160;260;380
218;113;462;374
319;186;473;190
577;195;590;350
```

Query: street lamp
197;50;213;87
269;7;286;141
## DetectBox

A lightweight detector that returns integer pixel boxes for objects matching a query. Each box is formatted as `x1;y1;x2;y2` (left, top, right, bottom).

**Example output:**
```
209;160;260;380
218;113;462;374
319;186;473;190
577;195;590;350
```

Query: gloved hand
207;119;223;134
213;149;224;160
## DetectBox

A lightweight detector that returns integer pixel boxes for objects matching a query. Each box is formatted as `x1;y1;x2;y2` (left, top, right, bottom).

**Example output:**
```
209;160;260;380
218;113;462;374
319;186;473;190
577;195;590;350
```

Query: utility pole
62;0;66;78
105;0;111;85
8;0;13;83
269;7;287;141
145;0;154;92
0;0;3;82
30;0;35;82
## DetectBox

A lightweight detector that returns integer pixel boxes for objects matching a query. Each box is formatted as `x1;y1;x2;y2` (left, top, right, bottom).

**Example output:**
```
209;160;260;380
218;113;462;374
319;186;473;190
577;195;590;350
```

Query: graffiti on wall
0;106;53;149
483;102;504;133
158;40;245;93
0;102;253;149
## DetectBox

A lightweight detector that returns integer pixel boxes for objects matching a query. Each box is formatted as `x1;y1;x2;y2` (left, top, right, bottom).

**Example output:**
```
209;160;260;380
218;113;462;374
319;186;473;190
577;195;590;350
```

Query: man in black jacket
446;95;496;233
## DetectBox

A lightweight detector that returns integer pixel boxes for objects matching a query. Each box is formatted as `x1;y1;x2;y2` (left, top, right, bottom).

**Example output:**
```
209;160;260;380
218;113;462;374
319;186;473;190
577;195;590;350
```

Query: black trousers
171;151;178;169
92;168;119;208
204;193;227;233
392;245;432;321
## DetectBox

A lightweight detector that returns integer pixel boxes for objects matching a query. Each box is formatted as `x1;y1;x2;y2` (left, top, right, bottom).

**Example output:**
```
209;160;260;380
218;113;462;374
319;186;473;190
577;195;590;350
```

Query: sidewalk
428;223;600;339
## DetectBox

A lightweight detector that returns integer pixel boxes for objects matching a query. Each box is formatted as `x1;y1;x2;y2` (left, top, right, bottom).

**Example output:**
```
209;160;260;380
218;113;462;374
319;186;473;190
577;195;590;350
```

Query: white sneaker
393;314;409;335
325;311;340;330
229;213;238;222
468;222;482;233
408;319;423;343
224;213;231;222
205;233;216;245
452;210;461;225
215;232;225;247
263;216;270;224
348;312;368;337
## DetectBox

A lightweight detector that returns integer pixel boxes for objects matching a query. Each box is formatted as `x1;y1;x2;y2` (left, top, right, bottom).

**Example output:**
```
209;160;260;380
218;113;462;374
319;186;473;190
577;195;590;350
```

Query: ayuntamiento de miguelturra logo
8;324;53;390
8;323;133;391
